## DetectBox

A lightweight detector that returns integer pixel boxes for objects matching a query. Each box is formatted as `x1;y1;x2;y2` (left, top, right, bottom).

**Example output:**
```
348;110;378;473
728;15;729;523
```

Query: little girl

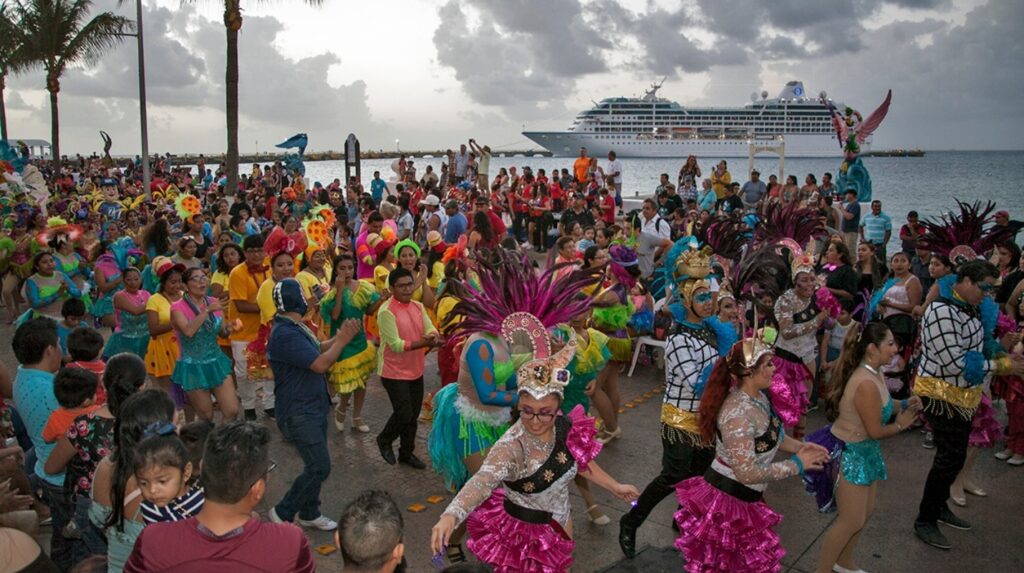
133;423;205;524
627;282;654;335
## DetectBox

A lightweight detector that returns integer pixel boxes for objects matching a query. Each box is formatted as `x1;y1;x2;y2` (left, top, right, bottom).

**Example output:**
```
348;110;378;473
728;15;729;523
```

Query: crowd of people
0;140;1023;573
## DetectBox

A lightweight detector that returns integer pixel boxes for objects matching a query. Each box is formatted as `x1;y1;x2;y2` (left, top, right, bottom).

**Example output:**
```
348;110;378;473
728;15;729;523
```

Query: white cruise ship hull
522;132;859;158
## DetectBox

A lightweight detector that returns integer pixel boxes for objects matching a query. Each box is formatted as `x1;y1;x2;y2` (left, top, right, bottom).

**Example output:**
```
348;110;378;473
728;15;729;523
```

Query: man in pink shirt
375;267;442;469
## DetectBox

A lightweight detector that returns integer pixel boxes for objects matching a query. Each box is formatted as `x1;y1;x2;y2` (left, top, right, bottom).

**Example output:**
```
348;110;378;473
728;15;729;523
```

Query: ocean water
241;150;1024;227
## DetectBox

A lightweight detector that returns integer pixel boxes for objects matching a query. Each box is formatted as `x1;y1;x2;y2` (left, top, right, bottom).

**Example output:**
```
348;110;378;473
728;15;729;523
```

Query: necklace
862;362;883;377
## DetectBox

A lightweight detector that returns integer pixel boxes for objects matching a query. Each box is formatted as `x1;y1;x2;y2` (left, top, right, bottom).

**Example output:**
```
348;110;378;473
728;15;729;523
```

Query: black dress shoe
376;435;396;465
618;515;638;559
915;521;951;550
399;454;427;469
938;507;971;531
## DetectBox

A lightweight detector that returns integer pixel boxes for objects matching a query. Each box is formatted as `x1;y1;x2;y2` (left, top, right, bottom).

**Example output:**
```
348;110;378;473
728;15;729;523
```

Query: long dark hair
216;243;244;274
106;389;174;530
825;322;890;421
141;219;171;257
472;211;494;244
697;344;772;442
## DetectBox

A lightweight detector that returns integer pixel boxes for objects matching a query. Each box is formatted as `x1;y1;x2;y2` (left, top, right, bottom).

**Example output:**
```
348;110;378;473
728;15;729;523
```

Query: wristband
895;422;904;432
790;454;804;475
900;399;909;411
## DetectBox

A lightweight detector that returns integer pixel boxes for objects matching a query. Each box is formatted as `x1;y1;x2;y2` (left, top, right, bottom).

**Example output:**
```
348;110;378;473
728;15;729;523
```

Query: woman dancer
590;244;640;443
430;330;639;572
805;322;921;573
144;257;185;402
170;268;240;422
428;251;601;563
674;335;829;573
322;254;383;433
104;268;151;359
772;252;831;437
21;251;82;322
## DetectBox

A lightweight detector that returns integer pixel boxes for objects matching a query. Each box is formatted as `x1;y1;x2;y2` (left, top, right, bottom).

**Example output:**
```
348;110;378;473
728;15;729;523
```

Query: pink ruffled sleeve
566;405;602;472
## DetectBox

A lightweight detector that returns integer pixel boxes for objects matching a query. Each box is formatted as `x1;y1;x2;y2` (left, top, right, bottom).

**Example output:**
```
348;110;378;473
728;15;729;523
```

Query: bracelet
900;399;909;411
895;422;904;432
790;454;805;475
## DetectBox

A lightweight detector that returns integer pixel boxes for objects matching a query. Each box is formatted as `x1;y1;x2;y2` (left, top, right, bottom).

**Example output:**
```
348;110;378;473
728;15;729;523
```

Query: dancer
771;249;831;437
429;329;639;572
169;268;240;422
673;334;829;573
805;322;921;573
144;257;185;402
103;267;150;359
428;250;601;562
619;240;734;558
321;254;383;433
912;259;1024;549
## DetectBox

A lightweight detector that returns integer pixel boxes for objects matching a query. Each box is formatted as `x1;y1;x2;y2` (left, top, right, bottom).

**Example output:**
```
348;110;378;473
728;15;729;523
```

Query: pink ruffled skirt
968;394;1002;449
768;356;811;428
466;489;574;573
674;476;785;573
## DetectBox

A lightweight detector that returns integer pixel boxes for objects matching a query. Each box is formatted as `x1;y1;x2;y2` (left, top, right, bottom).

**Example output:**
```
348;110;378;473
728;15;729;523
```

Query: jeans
73;495;107;562
621;429;715;527
379;376;424;459
29;470;77;572
512;212;528;243
231;339;275;411
916;399;972;523
275;413;331;521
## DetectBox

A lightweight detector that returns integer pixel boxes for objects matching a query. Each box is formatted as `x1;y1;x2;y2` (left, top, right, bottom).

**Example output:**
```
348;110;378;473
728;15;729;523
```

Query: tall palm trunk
47;72;60;172
224;1;241;196
0;74;7;142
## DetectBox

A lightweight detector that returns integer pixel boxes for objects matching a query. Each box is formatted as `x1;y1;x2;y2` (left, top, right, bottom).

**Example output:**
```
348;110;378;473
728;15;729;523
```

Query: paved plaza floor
7;334;1023;572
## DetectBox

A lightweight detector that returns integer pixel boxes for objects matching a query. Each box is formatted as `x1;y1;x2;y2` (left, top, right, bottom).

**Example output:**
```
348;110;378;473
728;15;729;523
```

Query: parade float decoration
822;90;892;202
276;133;308;178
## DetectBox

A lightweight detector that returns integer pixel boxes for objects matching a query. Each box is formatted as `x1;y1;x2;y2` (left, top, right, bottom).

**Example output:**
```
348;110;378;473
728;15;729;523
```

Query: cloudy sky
5;0;1022;155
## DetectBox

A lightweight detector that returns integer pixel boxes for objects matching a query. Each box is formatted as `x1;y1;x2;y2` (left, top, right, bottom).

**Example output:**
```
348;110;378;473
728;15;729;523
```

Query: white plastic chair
628;298;667;377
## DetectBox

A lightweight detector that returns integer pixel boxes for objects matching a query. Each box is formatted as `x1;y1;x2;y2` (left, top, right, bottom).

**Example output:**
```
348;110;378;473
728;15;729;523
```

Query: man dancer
228;235;274;420
619;244;723;558
913;260;1024;549
376;267;442;469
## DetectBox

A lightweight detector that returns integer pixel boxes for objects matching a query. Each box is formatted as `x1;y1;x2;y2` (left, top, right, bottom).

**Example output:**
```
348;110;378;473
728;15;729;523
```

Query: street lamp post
116;0;150;197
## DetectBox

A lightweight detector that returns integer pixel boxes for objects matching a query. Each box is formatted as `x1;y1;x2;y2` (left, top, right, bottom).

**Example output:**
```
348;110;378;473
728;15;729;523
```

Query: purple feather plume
919;200;1012;259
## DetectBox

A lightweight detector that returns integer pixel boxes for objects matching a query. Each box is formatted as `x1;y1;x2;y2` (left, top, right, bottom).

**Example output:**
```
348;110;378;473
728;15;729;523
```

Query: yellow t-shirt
427;261;445;290
145;292;172;325
256;278;278;325
210;270;230;292
228;265;268;342
295;269;329;300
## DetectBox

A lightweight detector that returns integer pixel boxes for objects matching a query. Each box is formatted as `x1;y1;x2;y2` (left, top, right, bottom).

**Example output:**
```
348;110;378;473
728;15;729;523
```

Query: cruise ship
523;81;861;158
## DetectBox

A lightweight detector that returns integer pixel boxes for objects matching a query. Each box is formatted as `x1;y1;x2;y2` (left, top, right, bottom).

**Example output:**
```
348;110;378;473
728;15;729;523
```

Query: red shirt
68;360;107;405
124;517;315;573
600;194;616;224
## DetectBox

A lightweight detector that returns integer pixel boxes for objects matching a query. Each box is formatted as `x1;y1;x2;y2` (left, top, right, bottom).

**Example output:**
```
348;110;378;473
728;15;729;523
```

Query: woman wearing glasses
170;267;240;422
430;329;639;572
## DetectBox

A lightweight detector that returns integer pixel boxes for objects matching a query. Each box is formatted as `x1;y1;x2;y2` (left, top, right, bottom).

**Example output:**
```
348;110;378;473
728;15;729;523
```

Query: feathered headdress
753;201;826;251
918;200;1012;265
444;250;603;343
729;243;791;315
695;215;749;263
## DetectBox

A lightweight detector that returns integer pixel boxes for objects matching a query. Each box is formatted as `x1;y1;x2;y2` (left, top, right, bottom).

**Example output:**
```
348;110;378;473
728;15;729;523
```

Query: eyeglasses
978;283;994;293
248;460;277;489
519;408;557;422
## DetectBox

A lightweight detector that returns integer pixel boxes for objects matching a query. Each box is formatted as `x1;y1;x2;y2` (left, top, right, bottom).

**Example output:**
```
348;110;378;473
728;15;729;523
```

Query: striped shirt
860;212;892;245
141;486;205;524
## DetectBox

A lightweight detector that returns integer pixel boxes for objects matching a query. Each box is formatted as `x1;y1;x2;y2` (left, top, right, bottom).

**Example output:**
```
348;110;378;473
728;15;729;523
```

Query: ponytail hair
698;343;771;442
825;322;891;421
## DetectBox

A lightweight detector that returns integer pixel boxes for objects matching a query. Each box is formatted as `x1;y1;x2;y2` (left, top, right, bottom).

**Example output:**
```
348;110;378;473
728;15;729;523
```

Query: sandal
352;417;370;433
587;504;610;526
334;406;346;432
445;544;467;563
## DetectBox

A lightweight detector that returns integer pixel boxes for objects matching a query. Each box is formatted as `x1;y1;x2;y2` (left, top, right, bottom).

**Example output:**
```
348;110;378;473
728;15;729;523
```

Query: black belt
704;468;763;503
502;496;553;525
774;348;803;365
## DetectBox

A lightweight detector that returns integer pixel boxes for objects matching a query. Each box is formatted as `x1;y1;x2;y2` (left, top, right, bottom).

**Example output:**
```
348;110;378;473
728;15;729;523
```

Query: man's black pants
379;376;424;459
622;427;715;527
916;398;972;523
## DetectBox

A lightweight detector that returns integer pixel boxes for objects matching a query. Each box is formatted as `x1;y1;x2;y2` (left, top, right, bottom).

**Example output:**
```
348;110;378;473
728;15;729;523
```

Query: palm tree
0;1;26;142
198;0;322;195
14;0;132;171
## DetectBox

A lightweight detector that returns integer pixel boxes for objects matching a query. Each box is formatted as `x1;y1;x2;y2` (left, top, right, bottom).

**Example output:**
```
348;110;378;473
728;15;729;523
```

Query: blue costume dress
170;296;232;392
803;381;891;512
103;290;151;359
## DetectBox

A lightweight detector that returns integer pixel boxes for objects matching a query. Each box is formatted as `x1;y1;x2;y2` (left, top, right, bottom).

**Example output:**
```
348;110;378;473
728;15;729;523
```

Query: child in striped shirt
133;422;205;524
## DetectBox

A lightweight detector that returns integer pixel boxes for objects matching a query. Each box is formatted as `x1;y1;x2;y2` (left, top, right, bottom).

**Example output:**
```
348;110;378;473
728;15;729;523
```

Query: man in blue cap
267;278;361;531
